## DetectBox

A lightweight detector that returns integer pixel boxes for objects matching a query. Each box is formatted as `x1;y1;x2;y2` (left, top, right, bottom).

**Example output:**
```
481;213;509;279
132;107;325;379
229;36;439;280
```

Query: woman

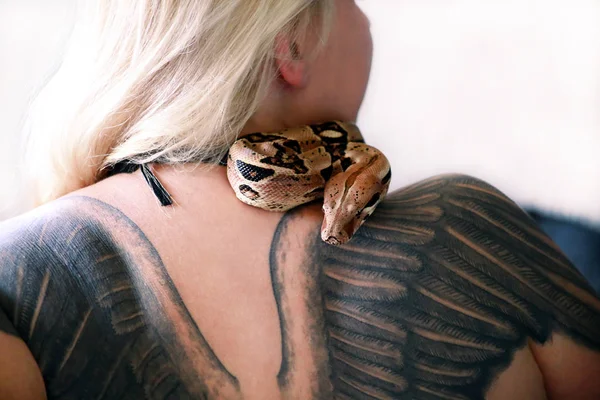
1;1;599;399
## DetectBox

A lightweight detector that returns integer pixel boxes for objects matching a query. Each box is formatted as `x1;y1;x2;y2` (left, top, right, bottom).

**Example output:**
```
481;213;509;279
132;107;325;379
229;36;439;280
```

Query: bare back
1;166;599;399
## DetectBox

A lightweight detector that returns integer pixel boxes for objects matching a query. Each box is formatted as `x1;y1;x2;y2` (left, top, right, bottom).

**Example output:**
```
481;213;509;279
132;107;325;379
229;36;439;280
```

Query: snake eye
382;169;392;185
365;193;381;208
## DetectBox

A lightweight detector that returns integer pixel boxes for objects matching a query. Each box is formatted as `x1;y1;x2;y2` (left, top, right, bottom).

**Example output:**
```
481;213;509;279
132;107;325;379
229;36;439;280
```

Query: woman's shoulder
320;173;600;345
376;173;562;254
0;195;207;399
297;173;600;399
0;196;131;260
388;172;521;213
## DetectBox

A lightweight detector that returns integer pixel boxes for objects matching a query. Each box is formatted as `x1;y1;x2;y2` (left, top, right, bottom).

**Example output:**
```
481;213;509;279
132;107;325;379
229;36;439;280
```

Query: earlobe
274;36;308;88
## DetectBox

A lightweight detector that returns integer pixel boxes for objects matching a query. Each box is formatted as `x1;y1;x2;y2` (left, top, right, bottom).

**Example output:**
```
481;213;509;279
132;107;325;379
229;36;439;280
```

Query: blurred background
1;1;599;287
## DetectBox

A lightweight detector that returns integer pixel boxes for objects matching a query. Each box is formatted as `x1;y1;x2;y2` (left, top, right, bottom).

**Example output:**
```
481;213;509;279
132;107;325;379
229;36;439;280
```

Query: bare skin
1;165;599;399
2;1;599;398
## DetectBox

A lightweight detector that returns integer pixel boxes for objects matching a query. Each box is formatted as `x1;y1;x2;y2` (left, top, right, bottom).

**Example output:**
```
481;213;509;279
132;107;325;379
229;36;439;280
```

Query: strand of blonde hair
25;0;333;205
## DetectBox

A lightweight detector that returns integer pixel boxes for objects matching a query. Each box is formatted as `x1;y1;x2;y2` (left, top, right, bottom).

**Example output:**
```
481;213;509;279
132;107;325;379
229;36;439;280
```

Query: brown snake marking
226;121;392;245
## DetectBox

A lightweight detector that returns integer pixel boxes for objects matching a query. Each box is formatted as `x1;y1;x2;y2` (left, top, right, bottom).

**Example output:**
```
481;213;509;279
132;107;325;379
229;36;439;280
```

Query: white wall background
0;0;75;219
1;1;599;225
359;0;600;226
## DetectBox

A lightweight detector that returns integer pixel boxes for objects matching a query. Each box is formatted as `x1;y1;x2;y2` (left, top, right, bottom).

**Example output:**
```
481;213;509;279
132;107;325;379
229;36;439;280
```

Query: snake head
321;168;390;245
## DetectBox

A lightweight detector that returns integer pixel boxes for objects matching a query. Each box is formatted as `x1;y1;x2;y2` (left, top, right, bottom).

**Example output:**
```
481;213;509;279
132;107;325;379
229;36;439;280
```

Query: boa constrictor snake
226;121;391;245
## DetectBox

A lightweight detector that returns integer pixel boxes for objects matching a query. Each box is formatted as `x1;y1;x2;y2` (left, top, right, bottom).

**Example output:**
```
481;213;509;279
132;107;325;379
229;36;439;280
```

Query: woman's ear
274;35;308;88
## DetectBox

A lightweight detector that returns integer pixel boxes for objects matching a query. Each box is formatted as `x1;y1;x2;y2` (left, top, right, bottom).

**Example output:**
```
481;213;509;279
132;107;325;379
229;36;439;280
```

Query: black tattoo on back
303;175;600;399
0;198;239;399
0;174;598;399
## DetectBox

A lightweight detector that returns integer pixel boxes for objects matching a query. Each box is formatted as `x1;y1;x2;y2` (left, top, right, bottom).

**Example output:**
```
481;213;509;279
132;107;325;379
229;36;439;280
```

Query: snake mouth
325;236;342;246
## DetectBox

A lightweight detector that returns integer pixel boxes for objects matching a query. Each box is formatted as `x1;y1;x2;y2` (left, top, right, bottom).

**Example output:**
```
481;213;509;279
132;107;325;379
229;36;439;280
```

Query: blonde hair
25;0;334;205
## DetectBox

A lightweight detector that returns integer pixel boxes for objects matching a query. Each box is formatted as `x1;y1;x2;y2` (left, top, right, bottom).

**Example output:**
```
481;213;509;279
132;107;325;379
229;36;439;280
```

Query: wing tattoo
311;174;600;399
1;175;598;399
0;197;240;399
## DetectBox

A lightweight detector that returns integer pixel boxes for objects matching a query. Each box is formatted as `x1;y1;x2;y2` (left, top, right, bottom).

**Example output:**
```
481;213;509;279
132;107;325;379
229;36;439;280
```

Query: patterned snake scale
226;121;392;245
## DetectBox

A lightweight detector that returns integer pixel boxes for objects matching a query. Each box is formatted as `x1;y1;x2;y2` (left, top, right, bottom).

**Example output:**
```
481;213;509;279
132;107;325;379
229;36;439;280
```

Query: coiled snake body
227;121;391;245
